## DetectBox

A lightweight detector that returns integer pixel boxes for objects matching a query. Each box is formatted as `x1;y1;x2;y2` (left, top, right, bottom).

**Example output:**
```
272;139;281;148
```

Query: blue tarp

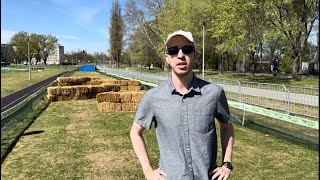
80;65;96;72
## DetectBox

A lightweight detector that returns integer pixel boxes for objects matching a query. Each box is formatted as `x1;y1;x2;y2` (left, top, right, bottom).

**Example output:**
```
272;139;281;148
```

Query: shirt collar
165;73;201;94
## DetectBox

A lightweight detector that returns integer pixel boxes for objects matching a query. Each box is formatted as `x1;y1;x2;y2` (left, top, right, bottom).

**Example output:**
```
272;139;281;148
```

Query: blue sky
1;0;126;54
1;0;318;55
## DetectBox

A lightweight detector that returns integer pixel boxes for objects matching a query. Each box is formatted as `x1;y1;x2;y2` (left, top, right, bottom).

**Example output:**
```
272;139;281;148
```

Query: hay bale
47;86;61;95
96;84;119;92
101;79;122;85
46;94;57;102
128;80;140;86
96;92;121;103
60;86;77;95
120;86;128;91
131;92;144;103
98;102;122;112
90;84;119;94
101;79;114;84
121;103;139;111
120;80;128;86
90;79;102;85
120;92;132;103
57;77;90;86
57;76;101;86
89;76;101;80
127;86;141;91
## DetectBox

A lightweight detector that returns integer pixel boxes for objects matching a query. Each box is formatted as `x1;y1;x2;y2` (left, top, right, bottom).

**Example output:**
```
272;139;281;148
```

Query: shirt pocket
194;110;214;134
196;115;214;134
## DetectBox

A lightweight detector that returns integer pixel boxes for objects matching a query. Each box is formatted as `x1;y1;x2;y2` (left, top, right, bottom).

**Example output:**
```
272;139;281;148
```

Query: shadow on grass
1;100;50;165
22;130;45;136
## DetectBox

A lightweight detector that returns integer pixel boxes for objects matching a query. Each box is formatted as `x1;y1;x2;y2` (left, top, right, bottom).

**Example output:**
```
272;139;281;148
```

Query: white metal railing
97;66;319;119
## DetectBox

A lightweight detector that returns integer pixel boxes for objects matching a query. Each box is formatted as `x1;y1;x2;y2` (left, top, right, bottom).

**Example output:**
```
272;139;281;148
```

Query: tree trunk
250;51;256;78
226;52;230;71
292;54;299;79
219;52;224;74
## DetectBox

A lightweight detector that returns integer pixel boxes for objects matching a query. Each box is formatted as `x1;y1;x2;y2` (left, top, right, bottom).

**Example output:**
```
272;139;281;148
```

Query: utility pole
202;17;206;80
28;35;31;81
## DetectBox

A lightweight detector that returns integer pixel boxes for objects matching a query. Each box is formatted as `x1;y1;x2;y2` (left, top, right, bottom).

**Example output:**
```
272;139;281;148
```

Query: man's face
165;35;195;77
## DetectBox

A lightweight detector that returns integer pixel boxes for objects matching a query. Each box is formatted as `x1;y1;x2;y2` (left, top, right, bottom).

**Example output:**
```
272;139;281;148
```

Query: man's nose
177;49;185;58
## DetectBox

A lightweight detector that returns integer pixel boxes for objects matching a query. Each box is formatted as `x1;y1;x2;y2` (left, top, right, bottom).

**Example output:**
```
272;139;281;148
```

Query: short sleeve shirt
134;75;231;180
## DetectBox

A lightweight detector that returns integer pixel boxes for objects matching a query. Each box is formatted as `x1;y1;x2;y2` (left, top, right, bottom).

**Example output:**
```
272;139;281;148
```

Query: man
130;30;234;180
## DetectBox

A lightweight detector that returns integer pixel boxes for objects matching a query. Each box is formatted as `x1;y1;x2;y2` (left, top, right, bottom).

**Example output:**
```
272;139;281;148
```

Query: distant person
272;58;279;76
130;30;234;180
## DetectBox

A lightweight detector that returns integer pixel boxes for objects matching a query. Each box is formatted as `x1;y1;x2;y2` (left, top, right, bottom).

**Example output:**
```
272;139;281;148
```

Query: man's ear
165;54;170;64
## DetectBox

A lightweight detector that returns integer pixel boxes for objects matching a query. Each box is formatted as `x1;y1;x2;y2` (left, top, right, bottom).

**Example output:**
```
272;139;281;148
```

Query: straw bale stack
57;76;101;86
96;92;121;103
131;92;144;103
121;103;139;111
119;80;128;86
128;80;140;86
90;79;102;85
120;86;128;91
46;84;120;102
98;102;122;112
98;79;141;91
127;86;141;91
96;91;144;112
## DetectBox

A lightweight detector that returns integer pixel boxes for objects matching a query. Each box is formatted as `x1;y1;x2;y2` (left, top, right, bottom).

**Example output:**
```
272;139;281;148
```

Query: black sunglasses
166;46;195;55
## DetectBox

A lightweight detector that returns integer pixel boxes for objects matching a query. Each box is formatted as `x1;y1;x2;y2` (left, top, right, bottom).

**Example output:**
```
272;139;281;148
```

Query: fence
98;66;319;120
1;71;75;136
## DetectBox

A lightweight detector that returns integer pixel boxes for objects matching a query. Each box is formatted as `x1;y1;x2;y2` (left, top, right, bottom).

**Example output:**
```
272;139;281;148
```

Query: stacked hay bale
47;76;121;102
56;76;101;86
47;76;142;103
96;92;144;112
89;79;141;91
47;84;120;102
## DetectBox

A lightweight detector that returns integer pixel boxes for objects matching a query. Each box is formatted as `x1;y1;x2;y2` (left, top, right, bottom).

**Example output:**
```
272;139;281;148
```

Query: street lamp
27;35;31;81
201;17;206;80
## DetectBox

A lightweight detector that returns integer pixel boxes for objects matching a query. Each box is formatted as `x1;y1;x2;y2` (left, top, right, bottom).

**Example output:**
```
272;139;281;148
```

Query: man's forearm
130;127;153;174
220;123;234;163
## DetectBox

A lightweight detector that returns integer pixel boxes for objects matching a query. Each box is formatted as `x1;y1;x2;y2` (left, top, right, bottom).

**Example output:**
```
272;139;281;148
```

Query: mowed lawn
1;72;318;179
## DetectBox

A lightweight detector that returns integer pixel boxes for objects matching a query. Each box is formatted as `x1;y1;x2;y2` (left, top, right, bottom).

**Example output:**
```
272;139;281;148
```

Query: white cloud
1;29;17;44
50;0;106;25
55;34;80;40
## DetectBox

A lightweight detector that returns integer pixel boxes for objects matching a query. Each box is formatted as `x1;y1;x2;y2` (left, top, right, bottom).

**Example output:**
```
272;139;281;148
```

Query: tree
124;0;165;69
9;31;29;63
9;32;58;65
109;0;124;67
265;0;319;79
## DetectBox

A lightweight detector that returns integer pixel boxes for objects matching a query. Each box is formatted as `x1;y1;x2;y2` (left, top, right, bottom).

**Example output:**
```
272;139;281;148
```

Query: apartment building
47;44;64;65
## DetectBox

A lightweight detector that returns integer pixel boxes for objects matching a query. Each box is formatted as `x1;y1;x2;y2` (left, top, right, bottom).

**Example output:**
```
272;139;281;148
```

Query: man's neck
171;71;194;95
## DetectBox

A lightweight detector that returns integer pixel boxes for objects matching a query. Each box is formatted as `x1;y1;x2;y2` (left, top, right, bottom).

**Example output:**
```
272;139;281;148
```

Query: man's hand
144;168;167;180
209;166;231;180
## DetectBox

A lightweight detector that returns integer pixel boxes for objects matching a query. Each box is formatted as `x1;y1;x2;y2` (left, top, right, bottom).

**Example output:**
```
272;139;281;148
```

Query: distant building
47;44;64;65
1;44;15;63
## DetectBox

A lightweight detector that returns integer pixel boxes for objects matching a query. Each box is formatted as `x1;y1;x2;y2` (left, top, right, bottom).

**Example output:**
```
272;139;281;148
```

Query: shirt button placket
183;97;193;175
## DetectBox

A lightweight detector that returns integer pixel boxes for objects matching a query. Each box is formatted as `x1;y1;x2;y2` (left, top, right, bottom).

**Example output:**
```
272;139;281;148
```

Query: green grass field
1;98;318;179
1;65;76;98
1;71;318;179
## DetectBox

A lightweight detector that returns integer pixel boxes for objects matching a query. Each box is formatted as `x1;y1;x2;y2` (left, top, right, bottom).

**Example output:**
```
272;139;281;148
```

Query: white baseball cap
165;30;195;47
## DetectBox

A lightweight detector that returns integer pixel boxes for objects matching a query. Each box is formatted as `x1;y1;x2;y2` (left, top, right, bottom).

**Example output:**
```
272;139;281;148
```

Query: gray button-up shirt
134;75;231;180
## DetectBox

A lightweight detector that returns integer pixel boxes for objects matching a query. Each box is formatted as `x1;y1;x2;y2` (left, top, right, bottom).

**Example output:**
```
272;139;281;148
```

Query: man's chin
173;69;191;77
